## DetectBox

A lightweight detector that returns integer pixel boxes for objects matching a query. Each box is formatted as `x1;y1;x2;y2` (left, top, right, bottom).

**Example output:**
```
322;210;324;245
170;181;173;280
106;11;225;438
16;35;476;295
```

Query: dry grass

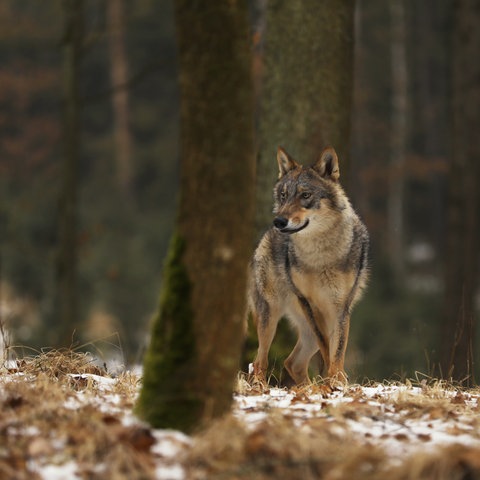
6;348;105;377
187;414;388;480
187;418;480;480
0;350;154;480
2;352;480;480
191;377;480;480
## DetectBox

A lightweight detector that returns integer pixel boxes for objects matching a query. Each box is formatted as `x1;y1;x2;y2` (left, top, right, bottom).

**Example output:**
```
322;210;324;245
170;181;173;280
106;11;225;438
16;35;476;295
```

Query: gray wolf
249;147;369;384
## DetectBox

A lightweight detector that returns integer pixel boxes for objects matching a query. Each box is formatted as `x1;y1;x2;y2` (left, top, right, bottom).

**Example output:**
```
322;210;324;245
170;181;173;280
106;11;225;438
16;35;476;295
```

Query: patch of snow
7;425;40;437
63;396;82;410
35;461;80;480
156;464;185;480
151;430;190;480
152;430;191;458
68;373;116;387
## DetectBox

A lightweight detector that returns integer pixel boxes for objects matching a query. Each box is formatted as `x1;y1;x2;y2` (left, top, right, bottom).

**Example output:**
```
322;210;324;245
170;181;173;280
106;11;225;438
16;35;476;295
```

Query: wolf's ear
277;147;299;178
314;147;340;182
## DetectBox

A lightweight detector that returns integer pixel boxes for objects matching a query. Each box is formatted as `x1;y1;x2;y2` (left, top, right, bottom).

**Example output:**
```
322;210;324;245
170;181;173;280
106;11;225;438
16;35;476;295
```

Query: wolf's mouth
279;219;309;234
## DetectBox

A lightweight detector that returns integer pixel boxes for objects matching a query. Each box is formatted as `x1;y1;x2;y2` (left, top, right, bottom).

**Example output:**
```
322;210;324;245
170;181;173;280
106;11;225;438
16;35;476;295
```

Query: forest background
0;0;478;383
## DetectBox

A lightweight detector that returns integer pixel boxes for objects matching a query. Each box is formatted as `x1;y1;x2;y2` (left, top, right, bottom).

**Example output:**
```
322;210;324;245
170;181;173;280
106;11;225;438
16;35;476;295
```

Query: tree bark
136;0;255;431
256;0;355;232
440;0;480;385
55;0;83;346
107;0;133;194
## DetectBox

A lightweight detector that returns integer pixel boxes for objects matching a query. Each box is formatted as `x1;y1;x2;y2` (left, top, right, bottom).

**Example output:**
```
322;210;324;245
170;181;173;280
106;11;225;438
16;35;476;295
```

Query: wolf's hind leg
284;326;319;385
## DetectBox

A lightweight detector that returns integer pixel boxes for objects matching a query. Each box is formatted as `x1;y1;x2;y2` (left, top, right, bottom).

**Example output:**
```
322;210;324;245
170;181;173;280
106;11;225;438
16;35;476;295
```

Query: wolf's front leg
327;314;350;382
252;308;279;382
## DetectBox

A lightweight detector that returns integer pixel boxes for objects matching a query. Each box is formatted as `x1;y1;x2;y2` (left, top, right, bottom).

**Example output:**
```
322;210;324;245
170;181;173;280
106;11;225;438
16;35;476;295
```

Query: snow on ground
3;363;480;479
48;378;480;477
234;383;480;457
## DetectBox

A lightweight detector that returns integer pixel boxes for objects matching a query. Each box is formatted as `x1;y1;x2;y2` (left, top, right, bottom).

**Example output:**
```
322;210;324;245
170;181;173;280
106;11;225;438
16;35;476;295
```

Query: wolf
249;146;369;384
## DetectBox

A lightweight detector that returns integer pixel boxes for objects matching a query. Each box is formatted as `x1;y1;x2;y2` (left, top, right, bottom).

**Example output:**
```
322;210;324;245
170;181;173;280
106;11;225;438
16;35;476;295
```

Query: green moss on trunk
135;233;201;430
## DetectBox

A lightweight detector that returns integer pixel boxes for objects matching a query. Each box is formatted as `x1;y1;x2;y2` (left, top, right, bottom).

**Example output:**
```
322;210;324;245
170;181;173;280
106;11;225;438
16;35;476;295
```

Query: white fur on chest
291;216;354;270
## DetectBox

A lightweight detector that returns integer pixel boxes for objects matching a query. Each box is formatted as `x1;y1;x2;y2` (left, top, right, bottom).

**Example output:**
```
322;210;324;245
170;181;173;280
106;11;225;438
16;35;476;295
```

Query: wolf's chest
289;264;355;309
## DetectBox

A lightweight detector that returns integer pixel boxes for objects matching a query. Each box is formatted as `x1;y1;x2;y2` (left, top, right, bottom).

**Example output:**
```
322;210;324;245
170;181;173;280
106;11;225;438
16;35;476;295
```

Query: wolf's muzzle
273;217;309;234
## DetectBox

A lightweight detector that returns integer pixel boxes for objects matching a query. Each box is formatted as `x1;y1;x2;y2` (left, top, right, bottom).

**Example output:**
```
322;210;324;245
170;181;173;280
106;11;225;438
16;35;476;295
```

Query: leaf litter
2;351;480;479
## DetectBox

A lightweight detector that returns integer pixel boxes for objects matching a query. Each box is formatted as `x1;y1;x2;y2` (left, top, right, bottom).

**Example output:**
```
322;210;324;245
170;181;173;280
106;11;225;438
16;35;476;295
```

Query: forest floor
1;351;480;480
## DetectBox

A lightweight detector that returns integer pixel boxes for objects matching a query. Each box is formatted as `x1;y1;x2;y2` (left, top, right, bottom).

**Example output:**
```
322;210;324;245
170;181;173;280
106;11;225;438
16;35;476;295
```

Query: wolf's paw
326;370;349;388
247;362;269;388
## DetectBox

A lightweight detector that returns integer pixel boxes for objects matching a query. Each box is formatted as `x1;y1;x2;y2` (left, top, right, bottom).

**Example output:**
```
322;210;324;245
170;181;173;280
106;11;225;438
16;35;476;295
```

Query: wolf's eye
280;191;287;201
301;192;311;199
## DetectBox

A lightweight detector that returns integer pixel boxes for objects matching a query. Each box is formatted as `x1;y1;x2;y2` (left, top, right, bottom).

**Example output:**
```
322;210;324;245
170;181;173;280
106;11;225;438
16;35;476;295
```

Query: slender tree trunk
256;0;355;232
136;0;255;432
387;0;408;281
440;0;480;385
107;0;133;194
55;0;83;346
0;253;9;356
412;1;450;260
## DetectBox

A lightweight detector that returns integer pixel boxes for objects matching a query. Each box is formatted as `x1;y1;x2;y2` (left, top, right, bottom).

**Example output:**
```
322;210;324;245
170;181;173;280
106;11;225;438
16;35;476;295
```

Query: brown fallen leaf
4;395;24;410
451;392;468;405
417;433;431;442
120;426;156;452
102;413;121;425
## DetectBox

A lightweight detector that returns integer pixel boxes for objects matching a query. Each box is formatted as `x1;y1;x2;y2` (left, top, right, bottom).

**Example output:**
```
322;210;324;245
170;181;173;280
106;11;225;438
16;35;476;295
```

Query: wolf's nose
273;216;289;230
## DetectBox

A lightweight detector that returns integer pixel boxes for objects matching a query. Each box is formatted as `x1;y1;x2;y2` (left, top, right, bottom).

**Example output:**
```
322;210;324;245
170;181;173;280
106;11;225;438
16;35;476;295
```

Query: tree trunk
136;0;255;431
256;0;355;232
55;0;83;346
107;0;133;194
387;0;408;281
440;0;480;385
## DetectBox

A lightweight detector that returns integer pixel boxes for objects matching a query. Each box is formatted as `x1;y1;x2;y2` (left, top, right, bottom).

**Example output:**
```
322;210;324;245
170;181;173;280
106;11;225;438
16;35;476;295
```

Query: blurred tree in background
55;0;84;346
0;0;478;383
440;0;480;385
107;0;133;195
348;0;452;380
387;0;408;282
255;0;355;233
0;0;179;361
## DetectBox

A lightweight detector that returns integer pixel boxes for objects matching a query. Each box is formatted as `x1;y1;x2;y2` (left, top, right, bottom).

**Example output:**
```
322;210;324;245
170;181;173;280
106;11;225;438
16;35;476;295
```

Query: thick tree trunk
136;0;255;431
440;0;480;385
107;0;133;194
256;0;355;232
55;0;83;346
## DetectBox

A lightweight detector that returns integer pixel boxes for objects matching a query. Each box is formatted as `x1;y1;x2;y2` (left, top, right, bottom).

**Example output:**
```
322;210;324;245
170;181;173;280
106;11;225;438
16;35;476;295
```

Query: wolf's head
272;147;348;234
